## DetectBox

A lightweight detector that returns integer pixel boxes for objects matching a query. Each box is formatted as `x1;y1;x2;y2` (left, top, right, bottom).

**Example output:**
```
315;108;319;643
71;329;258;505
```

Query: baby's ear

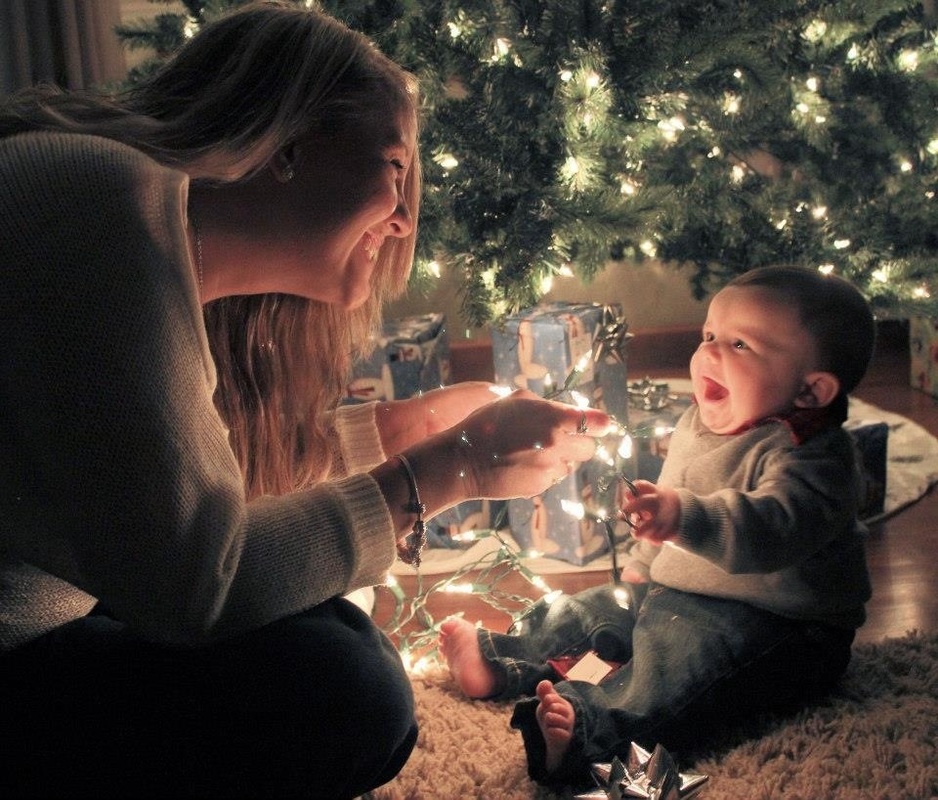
794;371;840;408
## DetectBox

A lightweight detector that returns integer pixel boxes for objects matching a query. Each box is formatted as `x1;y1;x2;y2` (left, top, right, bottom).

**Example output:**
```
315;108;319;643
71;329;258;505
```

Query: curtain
0;0;126;95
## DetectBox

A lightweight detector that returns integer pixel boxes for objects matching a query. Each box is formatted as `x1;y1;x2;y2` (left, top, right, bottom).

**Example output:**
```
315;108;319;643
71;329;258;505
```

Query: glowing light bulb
613;586;632;609
561;499;586;519
412;656;434;675
434;152;459;170
570;389;591;409
618;435;633;460
898;50;919;72
803;20;827;42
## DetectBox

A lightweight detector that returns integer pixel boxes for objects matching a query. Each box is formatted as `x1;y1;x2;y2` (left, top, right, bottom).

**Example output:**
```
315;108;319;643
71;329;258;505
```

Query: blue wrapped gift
345;313;451;403
504;463;633;566
492;303;631;565
491;302;630;422
426;499;508;549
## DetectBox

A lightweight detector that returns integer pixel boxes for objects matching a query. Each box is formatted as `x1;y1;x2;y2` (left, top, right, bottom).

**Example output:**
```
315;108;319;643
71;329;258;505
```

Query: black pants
0;597;417;799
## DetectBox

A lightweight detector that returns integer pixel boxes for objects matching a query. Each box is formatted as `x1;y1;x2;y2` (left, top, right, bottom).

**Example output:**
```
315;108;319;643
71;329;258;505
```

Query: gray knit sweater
624;405;872;630
0;132;396;651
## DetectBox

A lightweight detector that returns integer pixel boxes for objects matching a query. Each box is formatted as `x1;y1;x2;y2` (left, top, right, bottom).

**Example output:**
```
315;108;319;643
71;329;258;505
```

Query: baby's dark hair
727;265;876;397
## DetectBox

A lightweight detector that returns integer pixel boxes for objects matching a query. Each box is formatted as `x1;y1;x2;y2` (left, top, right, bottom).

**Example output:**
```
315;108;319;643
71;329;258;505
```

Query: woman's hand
373;389;610;543
455;390;611;500
376;382;499;456
619;479;681;544
420;382;502;436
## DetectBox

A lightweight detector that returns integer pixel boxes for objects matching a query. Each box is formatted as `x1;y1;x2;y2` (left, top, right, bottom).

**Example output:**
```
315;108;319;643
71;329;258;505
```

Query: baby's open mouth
702;377;728;402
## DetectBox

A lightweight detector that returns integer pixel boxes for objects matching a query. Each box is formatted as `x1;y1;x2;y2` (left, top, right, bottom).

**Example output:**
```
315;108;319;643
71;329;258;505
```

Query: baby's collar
692;397;847;445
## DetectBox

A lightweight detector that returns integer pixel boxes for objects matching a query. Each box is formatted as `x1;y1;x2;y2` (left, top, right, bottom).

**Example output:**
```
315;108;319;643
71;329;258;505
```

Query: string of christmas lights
380;360;676;669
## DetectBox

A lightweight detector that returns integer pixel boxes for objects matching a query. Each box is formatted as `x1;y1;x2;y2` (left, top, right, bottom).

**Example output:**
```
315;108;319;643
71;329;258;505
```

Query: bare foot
439;617;503;698
534;680;575;774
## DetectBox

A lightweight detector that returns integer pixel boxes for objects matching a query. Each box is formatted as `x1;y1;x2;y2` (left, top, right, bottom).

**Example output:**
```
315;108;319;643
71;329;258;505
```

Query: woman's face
273;107;417;308
201;104;417;307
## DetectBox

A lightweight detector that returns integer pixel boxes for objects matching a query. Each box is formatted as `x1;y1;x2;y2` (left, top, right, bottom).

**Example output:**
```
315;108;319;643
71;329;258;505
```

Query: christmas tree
117;0;938;326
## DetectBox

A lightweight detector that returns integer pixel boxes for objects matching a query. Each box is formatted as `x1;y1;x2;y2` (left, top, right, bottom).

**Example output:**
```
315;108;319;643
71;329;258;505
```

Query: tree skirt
371;631;938;799
395;395;938;578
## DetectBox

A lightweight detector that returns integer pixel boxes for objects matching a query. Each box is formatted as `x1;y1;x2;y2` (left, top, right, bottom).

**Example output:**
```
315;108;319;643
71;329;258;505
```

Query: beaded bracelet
394;454;427;567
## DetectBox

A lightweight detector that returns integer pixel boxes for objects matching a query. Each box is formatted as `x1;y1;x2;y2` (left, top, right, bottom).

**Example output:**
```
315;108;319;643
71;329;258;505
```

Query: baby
441;265;876;788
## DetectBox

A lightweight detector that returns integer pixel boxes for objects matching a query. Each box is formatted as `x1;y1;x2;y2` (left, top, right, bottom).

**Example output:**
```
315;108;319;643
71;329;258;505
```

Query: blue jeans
0;597;417;799
480;584;854;787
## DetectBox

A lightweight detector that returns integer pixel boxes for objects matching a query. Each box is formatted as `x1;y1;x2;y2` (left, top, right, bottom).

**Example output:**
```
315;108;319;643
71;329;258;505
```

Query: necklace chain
192;217;204;291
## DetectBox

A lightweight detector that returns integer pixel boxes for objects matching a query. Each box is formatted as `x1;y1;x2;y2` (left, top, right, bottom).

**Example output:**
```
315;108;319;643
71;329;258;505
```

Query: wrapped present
345;313;451;403
491;302;631;421
504;465;633;565
844;419;889;521
909;315;938;397
426;499;507;549
492;303;632;564
626;388;692;484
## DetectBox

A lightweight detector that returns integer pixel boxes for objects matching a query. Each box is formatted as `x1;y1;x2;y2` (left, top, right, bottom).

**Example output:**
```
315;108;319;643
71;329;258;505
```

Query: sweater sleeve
329;402;388;475
0;132;395;646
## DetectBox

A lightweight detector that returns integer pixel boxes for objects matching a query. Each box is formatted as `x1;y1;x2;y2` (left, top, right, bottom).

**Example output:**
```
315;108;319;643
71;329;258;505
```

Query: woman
0;2;607;797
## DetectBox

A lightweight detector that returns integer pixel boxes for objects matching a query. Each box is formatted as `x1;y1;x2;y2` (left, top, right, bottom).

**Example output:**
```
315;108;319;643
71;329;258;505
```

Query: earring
281;165;295;183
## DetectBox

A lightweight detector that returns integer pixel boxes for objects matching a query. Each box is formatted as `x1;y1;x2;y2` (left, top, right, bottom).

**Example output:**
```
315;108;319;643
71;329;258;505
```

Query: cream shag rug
372;631;938;799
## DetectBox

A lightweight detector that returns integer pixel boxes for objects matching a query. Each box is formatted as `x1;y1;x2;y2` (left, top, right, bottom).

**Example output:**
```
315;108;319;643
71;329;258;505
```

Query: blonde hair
1;1;421;497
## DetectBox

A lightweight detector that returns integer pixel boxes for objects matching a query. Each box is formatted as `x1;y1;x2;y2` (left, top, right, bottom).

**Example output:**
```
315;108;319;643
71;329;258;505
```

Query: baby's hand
620;480;680;544
619;565;649;584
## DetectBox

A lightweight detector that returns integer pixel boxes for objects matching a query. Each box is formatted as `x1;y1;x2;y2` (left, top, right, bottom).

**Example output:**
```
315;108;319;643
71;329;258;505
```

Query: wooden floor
372;320;938;647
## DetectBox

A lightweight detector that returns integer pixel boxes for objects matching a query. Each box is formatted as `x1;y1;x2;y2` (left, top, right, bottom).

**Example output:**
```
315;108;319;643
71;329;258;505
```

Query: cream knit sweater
0;132;396;651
